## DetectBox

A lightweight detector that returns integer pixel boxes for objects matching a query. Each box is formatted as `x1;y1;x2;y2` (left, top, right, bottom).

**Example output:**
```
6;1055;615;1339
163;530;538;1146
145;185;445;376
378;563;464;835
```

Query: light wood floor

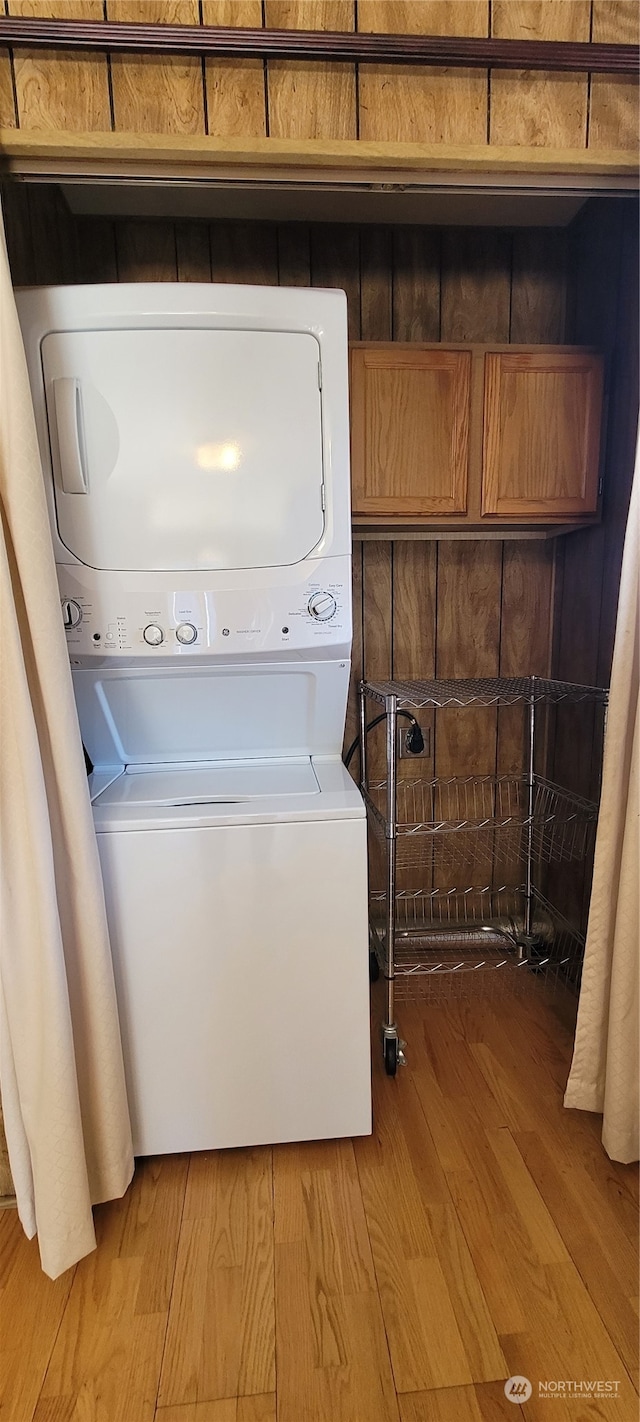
1;982;638;1422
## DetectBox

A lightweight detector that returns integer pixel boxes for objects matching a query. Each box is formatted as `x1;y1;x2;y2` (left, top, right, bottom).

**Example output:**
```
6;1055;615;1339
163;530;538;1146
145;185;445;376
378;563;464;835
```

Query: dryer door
41;327;324;571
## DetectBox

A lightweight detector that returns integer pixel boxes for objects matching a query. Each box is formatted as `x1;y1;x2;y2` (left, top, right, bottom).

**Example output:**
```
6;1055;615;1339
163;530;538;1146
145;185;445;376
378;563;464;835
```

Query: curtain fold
0;213;134;1277
564;433;640;1165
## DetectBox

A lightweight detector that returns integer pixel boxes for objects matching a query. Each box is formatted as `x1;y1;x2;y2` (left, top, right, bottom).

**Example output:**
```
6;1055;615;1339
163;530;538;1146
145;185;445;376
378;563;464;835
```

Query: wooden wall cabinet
349;348;472;518
482;351;604;520
350;343;605;532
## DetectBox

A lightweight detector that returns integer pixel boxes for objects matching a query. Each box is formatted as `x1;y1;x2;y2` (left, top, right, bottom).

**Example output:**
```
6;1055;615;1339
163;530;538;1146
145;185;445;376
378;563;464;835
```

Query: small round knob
308;591;337;621
176;622;197;645
143;624;164;646
62;598;83;630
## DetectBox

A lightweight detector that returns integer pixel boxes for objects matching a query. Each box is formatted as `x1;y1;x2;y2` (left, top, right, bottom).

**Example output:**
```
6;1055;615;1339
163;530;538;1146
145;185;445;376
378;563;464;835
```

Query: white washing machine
18;282;372;1155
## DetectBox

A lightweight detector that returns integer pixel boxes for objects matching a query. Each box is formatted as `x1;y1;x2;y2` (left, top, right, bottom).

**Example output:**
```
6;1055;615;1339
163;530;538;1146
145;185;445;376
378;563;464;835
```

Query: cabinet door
482;352;604;519
350;347;471;517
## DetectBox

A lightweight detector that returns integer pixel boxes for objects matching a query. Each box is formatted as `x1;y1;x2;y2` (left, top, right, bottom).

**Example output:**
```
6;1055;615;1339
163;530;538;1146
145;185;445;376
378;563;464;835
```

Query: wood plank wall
559;198;639;701
0;0;637;149
548;195;639;928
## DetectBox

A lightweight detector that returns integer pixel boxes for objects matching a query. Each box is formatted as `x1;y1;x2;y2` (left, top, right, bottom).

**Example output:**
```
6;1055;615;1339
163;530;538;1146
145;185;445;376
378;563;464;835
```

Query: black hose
344;711;424;770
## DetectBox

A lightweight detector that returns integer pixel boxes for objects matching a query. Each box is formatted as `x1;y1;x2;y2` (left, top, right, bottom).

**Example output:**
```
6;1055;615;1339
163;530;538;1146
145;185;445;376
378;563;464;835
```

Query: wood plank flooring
0;984;637;1422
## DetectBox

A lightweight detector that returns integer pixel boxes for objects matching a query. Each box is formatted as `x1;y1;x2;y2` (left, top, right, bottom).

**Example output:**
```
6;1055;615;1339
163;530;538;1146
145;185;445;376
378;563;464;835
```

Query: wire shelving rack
358;675;609;1075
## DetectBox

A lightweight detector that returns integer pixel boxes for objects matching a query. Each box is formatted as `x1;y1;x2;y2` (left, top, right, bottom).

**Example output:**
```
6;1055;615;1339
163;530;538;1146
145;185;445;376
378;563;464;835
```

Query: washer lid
41;326;325;571
92;758;320;807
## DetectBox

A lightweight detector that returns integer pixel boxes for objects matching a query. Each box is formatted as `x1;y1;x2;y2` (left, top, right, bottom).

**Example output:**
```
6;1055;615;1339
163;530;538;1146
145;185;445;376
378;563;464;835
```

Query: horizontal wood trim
353;525;573;541
0;131;637;186
350;342;603;354
353;514;600;530
0;17;636;74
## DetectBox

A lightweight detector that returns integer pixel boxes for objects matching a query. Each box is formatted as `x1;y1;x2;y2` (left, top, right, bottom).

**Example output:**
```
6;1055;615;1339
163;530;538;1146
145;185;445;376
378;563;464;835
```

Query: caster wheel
369;951;380;983
384;1037;398;1077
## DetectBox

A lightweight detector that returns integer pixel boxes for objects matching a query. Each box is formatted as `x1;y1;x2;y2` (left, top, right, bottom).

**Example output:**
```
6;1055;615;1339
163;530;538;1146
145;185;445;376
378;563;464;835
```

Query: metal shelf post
384;694;398;1053
524;676;537;940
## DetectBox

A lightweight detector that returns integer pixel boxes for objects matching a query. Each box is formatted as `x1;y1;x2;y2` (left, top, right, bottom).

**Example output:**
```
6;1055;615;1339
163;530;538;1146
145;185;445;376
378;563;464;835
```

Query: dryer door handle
53;377;88;493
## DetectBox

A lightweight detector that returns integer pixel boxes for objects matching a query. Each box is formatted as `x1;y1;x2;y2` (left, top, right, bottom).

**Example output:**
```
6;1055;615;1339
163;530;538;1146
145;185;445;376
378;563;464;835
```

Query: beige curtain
0;217;134;1276
564;433;640;1164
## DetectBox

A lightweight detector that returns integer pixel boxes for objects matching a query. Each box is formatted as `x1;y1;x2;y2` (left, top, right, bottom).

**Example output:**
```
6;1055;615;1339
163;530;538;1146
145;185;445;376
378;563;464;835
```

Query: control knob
143;624;164;646
61;598;83;630
308;591;337;621
176;622;197;645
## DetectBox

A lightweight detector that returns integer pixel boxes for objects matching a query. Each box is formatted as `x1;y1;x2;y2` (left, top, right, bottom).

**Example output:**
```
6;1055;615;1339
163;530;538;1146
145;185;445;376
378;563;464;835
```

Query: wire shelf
371;884;529;933
359;674;606;1052
369;886;585;1004
361;675;609;709
364;775;599;873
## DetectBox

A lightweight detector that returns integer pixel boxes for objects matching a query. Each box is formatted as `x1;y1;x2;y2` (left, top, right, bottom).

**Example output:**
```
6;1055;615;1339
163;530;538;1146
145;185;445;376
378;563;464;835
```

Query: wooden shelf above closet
2;130;636;228
0;130;637;191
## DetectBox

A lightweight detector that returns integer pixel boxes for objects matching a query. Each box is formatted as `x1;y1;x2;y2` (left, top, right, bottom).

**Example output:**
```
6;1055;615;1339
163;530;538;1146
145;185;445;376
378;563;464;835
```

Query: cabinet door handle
53;377;88;493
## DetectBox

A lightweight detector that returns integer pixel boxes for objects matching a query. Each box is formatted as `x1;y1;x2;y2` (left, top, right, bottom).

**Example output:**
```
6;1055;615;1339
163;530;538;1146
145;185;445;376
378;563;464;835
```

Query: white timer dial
176;623;197;645
143;624;164;646
62;598;83;630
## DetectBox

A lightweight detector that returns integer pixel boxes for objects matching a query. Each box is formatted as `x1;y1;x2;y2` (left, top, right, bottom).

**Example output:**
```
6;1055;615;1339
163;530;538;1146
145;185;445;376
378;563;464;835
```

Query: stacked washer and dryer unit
19;283;371;1156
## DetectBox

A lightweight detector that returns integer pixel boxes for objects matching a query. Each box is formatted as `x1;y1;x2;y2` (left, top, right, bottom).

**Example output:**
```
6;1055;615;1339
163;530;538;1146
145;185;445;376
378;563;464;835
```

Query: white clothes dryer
18;282;371;1154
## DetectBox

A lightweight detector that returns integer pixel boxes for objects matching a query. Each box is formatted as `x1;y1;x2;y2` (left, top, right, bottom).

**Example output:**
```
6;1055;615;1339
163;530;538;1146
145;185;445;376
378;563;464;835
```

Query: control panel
58;562;351;661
